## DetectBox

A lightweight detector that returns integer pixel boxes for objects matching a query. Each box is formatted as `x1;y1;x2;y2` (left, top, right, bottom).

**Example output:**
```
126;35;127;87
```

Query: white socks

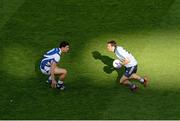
58;80;64;84
48;76;64;84
140;78;144;83
48;76;52;80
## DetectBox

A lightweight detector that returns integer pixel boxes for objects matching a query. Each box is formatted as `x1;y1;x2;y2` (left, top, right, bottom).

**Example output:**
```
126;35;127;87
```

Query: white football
113;59;122;69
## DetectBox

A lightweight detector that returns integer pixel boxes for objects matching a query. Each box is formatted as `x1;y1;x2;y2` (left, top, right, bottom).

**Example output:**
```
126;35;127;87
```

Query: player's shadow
92;51;124;83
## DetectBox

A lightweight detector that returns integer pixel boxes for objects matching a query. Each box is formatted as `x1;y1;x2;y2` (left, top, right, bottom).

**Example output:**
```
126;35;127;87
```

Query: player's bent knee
120;77;128;84
54;68;67;75
119;79;124;84
60;69;67;75
63;69;67;75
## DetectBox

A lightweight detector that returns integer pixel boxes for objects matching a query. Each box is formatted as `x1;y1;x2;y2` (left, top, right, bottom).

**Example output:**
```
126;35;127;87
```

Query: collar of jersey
114;46;117;53
59;48;62;55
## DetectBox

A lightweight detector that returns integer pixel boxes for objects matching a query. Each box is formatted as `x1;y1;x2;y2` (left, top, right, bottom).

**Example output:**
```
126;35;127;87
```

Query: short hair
59;41;69;48
107;40;117;47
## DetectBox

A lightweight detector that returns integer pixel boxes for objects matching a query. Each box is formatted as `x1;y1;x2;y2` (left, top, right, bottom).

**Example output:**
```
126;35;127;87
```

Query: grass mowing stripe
0;0;26;30
0;0;180;119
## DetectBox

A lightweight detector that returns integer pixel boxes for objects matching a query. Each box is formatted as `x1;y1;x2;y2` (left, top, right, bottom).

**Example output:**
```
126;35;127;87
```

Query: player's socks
139;77;148;87
58;80;64;84
56;80;65;90
129;83;135;89
129;83;138;91
46;76;52;84
139;78;144;83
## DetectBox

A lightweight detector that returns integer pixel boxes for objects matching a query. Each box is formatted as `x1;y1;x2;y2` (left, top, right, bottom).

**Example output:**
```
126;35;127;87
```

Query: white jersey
114;46;137;67
40;48;61;70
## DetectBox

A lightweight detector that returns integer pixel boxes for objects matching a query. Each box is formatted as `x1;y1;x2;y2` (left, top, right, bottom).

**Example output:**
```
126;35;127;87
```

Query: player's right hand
51;80;57;88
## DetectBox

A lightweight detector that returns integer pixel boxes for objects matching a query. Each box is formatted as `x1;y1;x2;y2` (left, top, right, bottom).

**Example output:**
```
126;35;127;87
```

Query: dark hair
59;41;69;48
107;40;117;47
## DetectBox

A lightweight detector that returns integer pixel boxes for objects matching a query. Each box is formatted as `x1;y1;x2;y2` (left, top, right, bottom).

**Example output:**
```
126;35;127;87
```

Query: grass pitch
0;0;180;119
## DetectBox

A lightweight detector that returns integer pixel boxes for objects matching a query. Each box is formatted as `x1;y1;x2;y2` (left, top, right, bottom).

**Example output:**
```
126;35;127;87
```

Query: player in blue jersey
107;40;148;91
40;41;69;90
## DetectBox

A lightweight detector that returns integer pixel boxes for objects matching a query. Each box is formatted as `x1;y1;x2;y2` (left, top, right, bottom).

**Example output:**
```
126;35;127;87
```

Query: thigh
130;73;140;80
120;75;129;83
54;67;67;75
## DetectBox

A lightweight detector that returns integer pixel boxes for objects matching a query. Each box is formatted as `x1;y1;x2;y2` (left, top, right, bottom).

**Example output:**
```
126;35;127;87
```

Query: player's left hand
51;80;57;88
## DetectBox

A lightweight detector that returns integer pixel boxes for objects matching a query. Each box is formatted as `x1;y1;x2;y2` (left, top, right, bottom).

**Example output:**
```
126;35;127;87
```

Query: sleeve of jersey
53;54;60;63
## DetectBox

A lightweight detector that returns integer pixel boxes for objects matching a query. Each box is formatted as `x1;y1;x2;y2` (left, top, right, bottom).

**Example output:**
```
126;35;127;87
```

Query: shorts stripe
129;66;135;75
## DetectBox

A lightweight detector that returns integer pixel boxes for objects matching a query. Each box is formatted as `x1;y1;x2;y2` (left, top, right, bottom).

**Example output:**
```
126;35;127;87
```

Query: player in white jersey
40;41;69;90
107;40;148;91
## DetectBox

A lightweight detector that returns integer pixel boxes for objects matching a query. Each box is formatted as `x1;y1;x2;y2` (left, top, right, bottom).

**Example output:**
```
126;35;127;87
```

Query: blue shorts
40;65;50;75
124;65;138;78
40;62;51;75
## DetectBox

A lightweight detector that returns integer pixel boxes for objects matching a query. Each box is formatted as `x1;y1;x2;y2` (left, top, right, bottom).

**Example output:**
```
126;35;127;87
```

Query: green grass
0;0;180;119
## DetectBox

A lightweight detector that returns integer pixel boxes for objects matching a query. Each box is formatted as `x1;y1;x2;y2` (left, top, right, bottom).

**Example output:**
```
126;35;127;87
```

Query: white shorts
40;66;50;75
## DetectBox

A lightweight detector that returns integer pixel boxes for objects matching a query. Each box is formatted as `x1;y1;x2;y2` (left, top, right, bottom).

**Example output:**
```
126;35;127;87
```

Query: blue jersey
40;48;61;70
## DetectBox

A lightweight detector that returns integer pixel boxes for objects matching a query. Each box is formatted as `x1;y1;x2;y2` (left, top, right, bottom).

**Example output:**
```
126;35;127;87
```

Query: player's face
107;44;114;52
63;45;70;53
